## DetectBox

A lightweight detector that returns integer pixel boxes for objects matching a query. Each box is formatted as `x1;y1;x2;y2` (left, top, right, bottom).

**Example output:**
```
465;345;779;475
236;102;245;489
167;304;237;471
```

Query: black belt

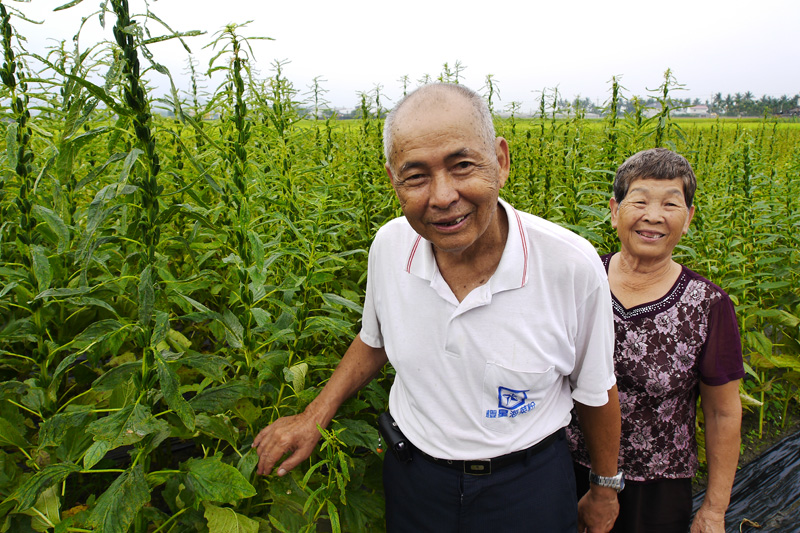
417;428;564;475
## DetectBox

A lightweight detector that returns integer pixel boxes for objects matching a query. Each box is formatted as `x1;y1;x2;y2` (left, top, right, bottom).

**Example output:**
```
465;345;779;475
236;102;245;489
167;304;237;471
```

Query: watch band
589;470;625;492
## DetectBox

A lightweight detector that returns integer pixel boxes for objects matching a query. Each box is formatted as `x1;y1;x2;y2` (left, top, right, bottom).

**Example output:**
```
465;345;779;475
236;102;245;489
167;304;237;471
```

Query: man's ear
385;162;396;185
495;137;510;187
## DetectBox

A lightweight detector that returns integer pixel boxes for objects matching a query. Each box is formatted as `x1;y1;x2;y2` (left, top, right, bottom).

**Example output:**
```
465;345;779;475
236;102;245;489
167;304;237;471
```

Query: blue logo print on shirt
486;387;536;419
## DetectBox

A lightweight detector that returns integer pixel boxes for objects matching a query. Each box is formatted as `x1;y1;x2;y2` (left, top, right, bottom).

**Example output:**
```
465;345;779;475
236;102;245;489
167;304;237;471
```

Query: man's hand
251;335;389;477
690;506;726;533
577;485;619;533
252;411;323;476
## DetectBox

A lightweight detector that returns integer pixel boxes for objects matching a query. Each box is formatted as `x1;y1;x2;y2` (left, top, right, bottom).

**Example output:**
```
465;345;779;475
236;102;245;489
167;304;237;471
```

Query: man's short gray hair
382;83;496;169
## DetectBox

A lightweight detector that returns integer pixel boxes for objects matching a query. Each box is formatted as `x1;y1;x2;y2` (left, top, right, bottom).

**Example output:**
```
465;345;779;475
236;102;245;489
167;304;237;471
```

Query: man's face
385;96;509;259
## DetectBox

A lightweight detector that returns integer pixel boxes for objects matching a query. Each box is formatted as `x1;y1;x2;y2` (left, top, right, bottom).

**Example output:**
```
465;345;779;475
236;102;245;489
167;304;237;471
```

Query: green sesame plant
0;3;798;530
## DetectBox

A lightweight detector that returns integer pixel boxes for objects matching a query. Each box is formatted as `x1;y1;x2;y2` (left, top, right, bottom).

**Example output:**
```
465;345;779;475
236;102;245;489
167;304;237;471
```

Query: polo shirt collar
403;198;529;295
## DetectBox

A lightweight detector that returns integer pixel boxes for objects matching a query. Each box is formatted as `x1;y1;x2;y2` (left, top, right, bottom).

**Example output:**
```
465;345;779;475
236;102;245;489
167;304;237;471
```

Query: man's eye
454;161;473;171
403;174;425;184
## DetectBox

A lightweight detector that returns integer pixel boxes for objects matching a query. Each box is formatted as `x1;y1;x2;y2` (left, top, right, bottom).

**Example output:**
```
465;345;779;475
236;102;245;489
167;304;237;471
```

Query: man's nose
429;172;459;208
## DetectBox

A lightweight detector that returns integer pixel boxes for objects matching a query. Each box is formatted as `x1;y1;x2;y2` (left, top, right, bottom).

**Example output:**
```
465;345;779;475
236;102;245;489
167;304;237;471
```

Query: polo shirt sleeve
358;240;384;349
569;278;616;406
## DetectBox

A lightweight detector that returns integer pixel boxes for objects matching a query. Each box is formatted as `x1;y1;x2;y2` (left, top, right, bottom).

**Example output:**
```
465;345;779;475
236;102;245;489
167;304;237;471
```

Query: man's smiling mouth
435;215;467;227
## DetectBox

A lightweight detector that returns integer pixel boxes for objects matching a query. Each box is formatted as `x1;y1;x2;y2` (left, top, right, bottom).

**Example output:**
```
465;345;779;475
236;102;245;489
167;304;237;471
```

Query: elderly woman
568;148;745;533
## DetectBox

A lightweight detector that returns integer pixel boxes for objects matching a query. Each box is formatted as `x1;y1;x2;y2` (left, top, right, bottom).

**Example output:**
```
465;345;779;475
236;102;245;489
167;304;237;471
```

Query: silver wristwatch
589;470;625;492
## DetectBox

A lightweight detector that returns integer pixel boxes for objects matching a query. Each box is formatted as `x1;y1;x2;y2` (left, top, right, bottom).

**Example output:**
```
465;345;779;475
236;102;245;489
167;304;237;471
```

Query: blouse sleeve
698;287;745;386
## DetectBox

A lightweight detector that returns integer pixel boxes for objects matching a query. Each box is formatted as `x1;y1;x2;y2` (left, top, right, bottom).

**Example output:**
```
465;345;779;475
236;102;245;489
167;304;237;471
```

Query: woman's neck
610;251;680;307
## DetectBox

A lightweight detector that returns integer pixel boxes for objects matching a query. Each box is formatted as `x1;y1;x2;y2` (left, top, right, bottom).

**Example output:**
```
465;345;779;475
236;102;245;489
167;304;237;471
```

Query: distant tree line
707;92;799;117
552;92;800;118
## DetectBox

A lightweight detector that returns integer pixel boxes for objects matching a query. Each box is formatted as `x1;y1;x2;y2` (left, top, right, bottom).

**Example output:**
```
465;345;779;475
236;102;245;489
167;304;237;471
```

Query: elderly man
253;83;622;532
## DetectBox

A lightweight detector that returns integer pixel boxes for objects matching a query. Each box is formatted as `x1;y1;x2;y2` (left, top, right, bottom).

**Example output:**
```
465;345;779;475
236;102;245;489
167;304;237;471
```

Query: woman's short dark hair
613;148;697;207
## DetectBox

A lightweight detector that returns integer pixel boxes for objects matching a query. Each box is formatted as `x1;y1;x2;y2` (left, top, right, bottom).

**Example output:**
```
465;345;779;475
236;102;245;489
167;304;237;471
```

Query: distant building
676;104;715;118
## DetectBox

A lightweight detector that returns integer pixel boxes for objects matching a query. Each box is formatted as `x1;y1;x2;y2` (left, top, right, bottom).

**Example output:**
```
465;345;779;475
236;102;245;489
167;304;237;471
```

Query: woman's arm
692;380;741;533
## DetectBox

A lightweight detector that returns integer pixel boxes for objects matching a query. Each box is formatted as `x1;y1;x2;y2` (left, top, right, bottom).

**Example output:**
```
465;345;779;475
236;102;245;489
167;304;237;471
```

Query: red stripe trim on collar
406;235;423;273
512;208;527;287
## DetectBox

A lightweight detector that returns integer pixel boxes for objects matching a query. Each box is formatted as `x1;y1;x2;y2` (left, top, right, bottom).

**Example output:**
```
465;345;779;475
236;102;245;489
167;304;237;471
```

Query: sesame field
1;1;799;531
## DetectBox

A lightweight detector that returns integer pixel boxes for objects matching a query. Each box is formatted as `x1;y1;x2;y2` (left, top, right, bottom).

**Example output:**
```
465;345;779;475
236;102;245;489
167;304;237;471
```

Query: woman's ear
683;205;696;234
609;197;619;229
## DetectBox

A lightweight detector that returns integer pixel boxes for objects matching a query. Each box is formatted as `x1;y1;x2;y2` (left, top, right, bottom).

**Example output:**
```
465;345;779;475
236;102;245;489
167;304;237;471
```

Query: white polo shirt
359;198;615;460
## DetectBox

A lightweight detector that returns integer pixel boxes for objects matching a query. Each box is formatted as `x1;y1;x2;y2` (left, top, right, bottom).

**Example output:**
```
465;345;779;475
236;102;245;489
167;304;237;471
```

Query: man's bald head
383;84;496;172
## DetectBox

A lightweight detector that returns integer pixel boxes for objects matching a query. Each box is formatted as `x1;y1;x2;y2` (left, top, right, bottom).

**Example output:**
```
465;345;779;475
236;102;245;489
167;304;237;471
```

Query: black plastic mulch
692;430;800;532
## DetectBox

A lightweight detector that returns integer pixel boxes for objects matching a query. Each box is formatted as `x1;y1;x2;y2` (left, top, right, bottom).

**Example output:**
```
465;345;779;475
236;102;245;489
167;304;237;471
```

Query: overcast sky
12;0;800;113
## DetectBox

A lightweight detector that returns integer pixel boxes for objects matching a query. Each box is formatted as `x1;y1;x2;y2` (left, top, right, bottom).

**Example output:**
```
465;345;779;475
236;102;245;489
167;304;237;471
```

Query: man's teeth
443;216;466;226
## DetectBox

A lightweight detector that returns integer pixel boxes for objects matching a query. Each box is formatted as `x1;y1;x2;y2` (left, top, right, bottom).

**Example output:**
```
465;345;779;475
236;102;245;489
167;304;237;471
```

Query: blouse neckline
602;252;689;320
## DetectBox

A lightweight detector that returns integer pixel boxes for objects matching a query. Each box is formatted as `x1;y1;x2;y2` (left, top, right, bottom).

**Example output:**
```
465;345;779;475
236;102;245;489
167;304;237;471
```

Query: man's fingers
255;446;289;476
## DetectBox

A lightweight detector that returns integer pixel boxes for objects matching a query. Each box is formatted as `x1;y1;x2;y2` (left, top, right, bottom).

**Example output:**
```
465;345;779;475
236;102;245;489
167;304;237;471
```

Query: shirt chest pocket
480;362;557;434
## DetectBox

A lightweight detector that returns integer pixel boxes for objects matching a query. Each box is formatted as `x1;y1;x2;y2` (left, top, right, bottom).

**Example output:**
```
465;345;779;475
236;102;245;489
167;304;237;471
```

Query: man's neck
433;203;509;302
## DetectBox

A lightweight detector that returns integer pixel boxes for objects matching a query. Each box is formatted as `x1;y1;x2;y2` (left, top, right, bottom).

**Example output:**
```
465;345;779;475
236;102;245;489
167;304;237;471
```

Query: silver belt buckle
464;459;491;475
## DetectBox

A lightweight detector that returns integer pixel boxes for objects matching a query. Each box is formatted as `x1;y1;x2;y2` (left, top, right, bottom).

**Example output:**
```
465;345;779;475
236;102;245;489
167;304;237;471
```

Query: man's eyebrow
398;160;426;174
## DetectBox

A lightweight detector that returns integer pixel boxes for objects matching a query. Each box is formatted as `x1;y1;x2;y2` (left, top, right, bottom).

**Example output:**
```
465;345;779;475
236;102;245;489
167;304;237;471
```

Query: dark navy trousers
383;431;578;532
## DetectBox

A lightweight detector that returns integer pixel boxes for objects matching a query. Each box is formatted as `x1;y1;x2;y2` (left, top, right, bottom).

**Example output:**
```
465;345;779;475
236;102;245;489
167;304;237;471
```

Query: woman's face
610;177;695;263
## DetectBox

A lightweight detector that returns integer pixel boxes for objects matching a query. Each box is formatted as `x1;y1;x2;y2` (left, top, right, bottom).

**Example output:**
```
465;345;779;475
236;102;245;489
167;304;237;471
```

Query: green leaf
30;245;53;293
327;500;341;533
22;485;61;532
62;73;128;116
248;230;265;270
87;466;151;533
236;449;258;480
83;440;112;470
69;319;126;356
151;310;170;348
91;361;139;391
54;0;87;11
249;307;271;328
185;456;256;504
203;502;258;533
322;293;363;314
86;404;169;448
332;418;379;451
0;417;28;448
745;331;773;358
283;363;308;392
72;297;120;317
32;205;70;254
6;123;18;170
155;352;195;430
195;414;238;449
222;310;244;349
189;380;259;414
138;265;154;326
757;280;790;290
5;463;81;511
38;407;93;448
181;354;231;382
167;329;192;352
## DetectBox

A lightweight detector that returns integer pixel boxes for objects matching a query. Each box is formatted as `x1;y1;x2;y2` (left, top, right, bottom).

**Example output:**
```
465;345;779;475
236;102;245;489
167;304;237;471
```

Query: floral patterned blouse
568;253;745;482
